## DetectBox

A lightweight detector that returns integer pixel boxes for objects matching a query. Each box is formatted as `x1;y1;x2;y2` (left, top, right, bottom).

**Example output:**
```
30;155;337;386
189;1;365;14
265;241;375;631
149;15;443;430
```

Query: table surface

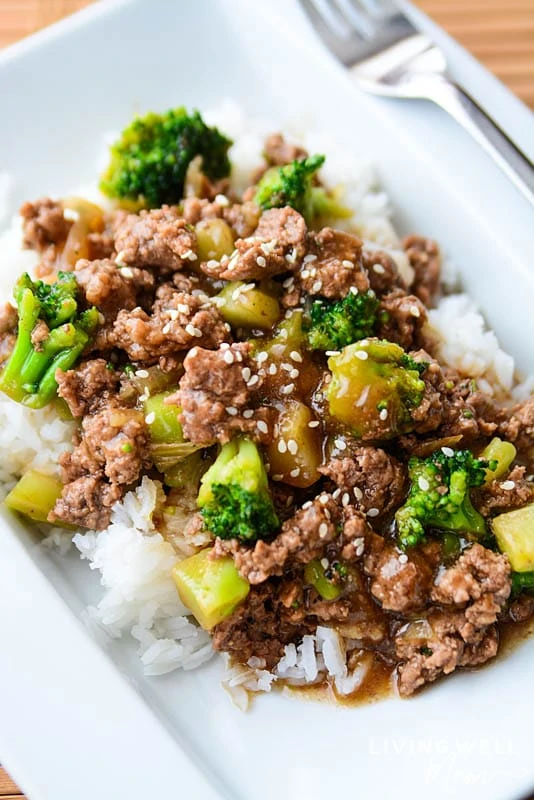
0;0;533;798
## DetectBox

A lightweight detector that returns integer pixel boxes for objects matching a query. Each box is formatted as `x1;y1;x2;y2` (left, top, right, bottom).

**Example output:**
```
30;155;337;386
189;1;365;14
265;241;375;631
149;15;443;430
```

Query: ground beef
361;247;405;296
222;201;261;239
402;235;441;307
500;397;534;468
263;133;308;166
474;465;533;517
49;476;121;531
395;544;511;695
408;355;446;435
203;207;307;281
431;543;511;613
508;594;534;623
20;197;71;252
364;535;436;613
0;302;17;364
300;227;368;299
377;289;428;350
169;342;272;446
110;290;229;362
320;446;405;517
212;580;314;669
438;374;503;444
114;206;198;273
395;611;499;696
56;359;121;417
59;406;150;486
87;230;115;261
75;258;154;321
214;495;340;584
180;197;224;225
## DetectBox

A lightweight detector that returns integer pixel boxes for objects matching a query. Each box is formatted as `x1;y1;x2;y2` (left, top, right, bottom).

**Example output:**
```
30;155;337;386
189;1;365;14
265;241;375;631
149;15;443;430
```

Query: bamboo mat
0;0;533;798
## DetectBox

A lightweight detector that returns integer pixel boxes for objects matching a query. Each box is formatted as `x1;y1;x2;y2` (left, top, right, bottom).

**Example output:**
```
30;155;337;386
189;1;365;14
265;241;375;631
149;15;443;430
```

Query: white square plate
0;2;533;799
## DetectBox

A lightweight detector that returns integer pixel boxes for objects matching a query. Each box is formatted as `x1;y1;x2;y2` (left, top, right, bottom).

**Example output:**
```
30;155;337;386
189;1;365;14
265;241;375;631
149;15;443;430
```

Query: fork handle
430;77;534;205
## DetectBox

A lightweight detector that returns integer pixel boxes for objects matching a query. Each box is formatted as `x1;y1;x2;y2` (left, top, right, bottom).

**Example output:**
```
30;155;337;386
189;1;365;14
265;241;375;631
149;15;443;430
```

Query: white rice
0;101;530;697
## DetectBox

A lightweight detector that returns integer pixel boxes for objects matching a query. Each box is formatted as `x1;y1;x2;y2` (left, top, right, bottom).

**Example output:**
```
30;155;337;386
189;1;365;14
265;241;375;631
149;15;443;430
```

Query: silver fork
299;0;534;205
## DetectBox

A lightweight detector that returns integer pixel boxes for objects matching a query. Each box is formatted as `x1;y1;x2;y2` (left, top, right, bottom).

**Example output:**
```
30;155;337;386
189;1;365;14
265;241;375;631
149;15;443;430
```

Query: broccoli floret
0;272;99;409
306;290;379;351
100;108;233;208
326;338;427;439
395;449;490;549
197;438;279;542
511;571;534;597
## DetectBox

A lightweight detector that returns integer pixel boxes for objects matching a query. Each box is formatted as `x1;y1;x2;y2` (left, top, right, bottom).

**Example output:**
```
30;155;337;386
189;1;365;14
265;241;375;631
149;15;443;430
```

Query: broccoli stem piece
395;448;489;549
100;107;233;208
4;469;63;523
304;559;342;600
0;273;99;409
198;438;279;542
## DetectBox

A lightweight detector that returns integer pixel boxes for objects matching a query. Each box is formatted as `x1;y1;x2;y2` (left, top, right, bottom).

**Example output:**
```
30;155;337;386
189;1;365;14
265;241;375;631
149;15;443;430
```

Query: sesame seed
215;193;229;206
278;328;289;340
185;323;196;337
257;420;268;434
282;277;295;288
290;467;301;478
241;367;251;382
223;350;235;364
278;439;287;454
418;477;430;491
120;267;134;279
63;208;80;222
308;420;320;428
312;280;323;293
135;369;149;378
285;248;297;264
225;406;238;416
410;305;421;318
379;408;388;421
289;368;300;379
268;364;278;375
350;286;359;295
325;350;341;357
320;557;329;569
256;255;267;268
367;508;379;518
243;409;254;419
256;351;268;364
319;523;329;537
272;474;284;481
139;390;149;402
441;447;455;457
501;480;516;490
280;383;295;395
281;362;293;372
398;554;409;564
206;259;220;269
302;500;313;510
354;487;364;501
192;327;203;337
355;350;368;361
234;348;243;361
232;287;243;301
342;260;353;268
301;269;310;279
334;438;347;450
115;250;126;265
287;439;298;455
145;412;156;425
162;323;171;335
372;263;385;275
342;492;350;507
247;375;260;387
355;543;365;558
319;494;329;505
304;254;317;263
332;488;341;500
182;249;197;261
356;385;371;407
290;351;302;362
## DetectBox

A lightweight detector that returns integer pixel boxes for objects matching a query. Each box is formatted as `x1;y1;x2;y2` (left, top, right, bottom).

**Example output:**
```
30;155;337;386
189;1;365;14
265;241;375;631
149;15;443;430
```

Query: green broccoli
326;338;427;439
306;289;379;351
0;272;99;409
100;107;233;208
395;449;491;549
254;154;350;226
511;571;534;596
197;437;279;542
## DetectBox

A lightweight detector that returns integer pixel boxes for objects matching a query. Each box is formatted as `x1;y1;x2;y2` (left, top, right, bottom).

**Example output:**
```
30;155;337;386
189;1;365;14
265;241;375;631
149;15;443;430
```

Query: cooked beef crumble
4;123;533;706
